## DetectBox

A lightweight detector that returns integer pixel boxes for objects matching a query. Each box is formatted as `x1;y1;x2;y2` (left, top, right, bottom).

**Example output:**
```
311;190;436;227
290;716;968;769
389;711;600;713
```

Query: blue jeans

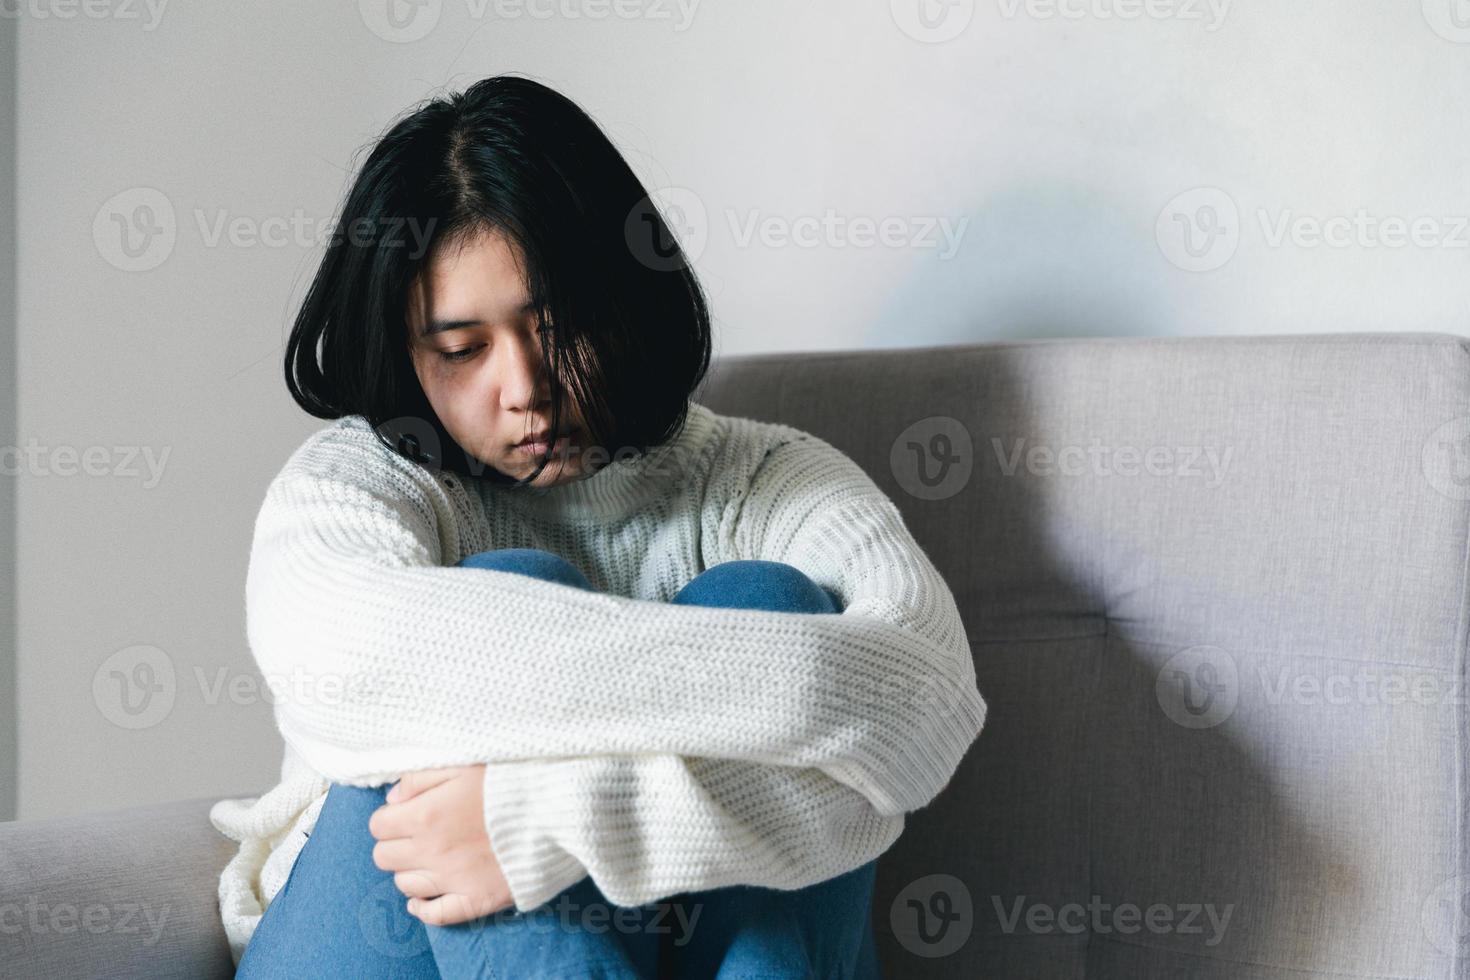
236;549;882;979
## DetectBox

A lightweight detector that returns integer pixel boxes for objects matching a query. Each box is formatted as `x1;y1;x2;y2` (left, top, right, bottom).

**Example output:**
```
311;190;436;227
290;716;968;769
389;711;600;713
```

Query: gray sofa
4;332;1468;978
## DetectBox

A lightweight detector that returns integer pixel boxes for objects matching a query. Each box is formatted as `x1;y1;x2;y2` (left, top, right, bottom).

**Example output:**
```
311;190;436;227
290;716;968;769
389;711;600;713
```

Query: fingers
386;767;462;803
368;789;440;841
408;891;504;927
368;800;405;842
370;837;423;872
393;869;444;900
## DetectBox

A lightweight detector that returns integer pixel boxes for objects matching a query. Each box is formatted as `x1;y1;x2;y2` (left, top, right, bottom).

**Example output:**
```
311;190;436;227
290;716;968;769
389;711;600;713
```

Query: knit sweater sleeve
476;426;986;910
479;755;907;910
244;418;985;907
719;425;986;784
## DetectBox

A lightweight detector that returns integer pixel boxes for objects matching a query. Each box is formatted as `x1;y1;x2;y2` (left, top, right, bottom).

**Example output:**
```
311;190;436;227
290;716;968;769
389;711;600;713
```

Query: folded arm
246;417;985;908
478;754;907;910
472;428;987;909
249;420;981;807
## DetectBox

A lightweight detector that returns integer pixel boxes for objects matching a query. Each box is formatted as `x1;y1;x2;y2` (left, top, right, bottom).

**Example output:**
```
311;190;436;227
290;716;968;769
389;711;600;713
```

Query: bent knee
676;559;839;613
456;547;594;590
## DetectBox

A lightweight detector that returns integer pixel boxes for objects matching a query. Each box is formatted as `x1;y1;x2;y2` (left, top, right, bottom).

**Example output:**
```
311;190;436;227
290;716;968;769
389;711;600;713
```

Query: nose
496;331;551;416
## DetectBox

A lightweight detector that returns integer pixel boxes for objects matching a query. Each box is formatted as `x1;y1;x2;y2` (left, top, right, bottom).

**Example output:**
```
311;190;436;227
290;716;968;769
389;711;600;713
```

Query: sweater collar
476;400;718;524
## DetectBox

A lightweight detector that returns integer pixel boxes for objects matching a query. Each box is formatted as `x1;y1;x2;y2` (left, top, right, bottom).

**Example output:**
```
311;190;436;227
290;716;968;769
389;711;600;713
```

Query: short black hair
284;73;713;487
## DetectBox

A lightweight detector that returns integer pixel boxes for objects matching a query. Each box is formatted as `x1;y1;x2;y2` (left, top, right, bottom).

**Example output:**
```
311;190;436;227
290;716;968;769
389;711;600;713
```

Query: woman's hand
368;764;514;926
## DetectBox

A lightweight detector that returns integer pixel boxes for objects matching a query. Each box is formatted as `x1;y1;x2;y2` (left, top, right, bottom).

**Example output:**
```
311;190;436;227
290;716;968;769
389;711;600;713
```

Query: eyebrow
422;301;537;337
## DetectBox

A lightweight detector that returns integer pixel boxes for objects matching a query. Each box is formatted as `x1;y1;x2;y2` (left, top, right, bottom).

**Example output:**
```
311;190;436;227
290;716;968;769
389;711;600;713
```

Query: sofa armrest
0;796;241;979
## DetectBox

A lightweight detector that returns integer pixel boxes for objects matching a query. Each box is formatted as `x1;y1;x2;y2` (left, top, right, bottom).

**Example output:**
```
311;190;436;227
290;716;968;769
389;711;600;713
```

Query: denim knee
456;547;595;591
672;559;842;614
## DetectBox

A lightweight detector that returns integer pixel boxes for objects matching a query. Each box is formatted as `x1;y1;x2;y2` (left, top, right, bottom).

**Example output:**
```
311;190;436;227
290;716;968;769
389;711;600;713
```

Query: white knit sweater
208;398;986;965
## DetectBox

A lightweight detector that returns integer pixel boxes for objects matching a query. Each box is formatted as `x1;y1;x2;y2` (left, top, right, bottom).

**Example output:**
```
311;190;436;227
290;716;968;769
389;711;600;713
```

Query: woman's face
407;226;593;487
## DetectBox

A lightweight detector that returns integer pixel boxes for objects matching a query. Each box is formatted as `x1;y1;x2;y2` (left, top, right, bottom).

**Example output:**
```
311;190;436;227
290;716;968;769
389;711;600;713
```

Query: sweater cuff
827;674;987;814
481;760;589;913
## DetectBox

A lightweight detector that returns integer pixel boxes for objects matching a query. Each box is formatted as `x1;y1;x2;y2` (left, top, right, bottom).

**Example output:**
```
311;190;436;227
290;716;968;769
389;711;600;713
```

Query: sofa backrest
699;332;1470;978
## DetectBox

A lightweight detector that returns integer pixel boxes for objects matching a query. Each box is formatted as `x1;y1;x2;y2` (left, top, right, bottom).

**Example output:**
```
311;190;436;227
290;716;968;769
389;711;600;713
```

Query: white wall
13;0;1470;818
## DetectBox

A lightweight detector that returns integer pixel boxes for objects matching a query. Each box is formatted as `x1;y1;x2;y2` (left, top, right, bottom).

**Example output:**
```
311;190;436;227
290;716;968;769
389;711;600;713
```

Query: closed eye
438;325;547;364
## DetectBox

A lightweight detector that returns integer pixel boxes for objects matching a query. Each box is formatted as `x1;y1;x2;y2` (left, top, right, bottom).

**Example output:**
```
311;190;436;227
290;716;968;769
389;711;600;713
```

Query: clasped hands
367;764;515;926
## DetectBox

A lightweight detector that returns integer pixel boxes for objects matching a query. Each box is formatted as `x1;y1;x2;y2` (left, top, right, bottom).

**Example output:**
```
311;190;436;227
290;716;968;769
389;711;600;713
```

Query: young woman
208;73;986;979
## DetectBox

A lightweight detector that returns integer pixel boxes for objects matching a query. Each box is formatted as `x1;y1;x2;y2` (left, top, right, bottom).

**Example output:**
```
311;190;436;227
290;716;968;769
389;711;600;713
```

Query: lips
514;427;572;448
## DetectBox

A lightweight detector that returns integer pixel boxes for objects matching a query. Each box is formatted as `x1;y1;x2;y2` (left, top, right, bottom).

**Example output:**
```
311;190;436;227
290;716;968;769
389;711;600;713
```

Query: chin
521;458;581;485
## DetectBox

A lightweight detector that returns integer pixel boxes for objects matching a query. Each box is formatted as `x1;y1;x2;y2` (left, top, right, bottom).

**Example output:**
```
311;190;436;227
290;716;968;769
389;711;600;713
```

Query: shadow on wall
866;182;1174;346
